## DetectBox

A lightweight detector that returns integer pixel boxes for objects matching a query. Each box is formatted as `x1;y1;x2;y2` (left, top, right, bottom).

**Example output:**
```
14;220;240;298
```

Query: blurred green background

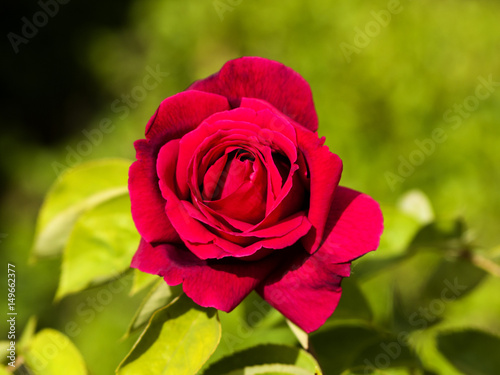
2;0;500;374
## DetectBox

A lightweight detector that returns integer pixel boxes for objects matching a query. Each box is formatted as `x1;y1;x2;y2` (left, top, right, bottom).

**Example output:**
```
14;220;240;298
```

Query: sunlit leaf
18;316;38;351
286;320;309;350
408;328;461;375
32;159;131;259
201;344;322;375
23;329;87;375
219;364;316;374
130;269;159;296
125;279;182;337
437;275;500;335
204;293;296;370
56;194;139;299
117;294;221;375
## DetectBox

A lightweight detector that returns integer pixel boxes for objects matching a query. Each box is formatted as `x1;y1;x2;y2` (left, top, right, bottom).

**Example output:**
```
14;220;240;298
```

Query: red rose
129;57;383;333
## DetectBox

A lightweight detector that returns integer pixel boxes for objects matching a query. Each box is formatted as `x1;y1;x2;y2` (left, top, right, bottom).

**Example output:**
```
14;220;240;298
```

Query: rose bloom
129;57;383;333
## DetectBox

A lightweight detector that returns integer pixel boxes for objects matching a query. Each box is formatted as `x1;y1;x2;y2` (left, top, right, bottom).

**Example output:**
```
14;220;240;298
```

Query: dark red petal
189;57;318;131
129;140;180;244
257;244;351;333
181;202;311;260
319;186;384;263
131;239;283;312
295;126;343;254
156;141;234;259
129;90;230;243
145;90;230;141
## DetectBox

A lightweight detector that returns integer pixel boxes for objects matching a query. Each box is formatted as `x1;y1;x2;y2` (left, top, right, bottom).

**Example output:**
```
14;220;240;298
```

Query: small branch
469;253;500;277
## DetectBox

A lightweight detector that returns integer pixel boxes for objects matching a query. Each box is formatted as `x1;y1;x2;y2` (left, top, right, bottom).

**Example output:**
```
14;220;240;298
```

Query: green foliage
437;330;500;375
130;269;159;295
117;294;221;375
56;193;139;299
201;344;322;375
23;329;88;375
125;280;182;336
32;159;131;259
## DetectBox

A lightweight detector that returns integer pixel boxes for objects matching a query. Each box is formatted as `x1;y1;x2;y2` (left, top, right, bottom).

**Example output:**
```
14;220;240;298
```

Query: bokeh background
2;0;500;374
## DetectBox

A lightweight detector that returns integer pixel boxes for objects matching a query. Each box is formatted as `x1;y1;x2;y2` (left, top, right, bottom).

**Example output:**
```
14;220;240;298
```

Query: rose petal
180;201;311;260
129;90;230;243
131;238;283;312
295;125;343;254
257;244;351;333
129;140;180;244
145;90;230;142
318;186;384;263
189;57;318;131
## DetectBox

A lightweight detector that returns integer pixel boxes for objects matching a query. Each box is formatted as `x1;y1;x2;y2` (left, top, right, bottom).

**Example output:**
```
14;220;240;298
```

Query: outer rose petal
256;244;351;333
319;186;384;263
295;125;343;254
145;90;230;141
129;147;180;244
131;239;283;312
129;90;230;244
257;187;383;333
188;57;318;131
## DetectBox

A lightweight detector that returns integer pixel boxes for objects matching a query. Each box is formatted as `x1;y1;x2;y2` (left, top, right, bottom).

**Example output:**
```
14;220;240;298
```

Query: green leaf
33;158;131;259
408;219;467;254
117;294;221;375
392;251;486;332
437;329;500;375
329;276;373;323
340;368;416;375
310;323;380;374
377;205;421;258
437;275;500;335
409;328;462;375
0;341;10;364
125;279;182;337
286;320;309;350
18;316;38;352
201;344;322;375
56;193;140;299
206;293;296;369
0;366;11;375
23;329;87;375
130;269;159;296
220;364;317;374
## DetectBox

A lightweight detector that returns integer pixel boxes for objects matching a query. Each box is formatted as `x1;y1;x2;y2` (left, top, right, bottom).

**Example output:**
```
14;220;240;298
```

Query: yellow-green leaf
117;294;221;375
32;159;131;259
23;329;87;375
56;194;139;299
